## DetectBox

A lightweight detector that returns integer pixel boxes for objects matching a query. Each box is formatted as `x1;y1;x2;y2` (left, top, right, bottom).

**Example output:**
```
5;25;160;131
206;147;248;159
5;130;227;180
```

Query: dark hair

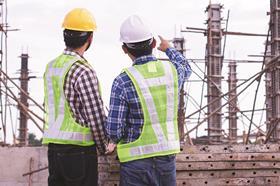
123;38;154;58
63;29;92;49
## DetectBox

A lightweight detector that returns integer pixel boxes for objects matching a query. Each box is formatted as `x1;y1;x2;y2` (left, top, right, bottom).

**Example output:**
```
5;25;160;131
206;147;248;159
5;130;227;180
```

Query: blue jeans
120;155;176;186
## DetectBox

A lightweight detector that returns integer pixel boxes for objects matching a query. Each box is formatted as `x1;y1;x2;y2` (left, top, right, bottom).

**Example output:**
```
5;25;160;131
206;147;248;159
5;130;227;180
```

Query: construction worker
105;15;192;186
42;8;112;186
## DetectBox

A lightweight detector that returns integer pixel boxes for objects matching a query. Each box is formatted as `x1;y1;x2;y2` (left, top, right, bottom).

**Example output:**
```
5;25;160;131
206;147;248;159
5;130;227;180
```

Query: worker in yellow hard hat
42;8;113;186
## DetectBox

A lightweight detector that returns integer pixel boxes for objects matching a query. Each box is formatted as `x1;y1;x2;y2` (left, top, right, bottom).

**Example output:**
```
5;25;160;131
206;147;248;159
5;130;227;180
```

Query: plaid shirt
106;48;192;143
63;50;107;154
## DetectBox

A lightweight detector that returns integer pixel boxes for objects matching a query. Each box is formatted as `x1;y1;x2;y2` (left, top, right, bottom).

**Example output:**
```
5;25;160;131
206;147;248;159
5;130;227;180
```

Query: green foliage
28;133;42;146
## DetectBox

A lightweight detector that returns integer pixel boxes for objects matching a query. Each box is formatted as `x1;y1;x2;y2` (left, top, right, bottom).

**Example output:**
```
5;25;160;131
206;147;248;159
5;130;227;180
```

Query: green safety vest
117;60;180;162
42;54;94;146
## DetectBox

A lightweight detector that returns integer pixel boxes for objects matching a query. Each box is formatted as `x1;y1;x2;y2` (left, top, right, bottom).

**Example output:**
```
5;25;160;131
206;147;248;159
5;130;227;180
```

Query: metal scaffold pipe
245;25;271;144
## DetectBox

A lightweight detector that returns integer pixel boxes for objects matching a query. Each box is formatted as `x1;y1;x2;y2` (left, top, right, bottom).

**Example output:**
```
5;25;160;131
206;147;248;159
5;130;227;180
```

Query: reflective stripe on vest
43;55;94;145
118;61;180;162
130;140;180;157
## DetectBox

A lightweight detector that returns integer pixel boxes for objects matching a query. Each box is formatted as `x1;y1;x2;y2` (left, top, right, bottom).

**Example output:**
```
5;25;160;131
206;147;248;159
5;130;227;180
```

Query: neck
66;47;84;57
128;53;136;61
73;47;85;56
67;42;89;57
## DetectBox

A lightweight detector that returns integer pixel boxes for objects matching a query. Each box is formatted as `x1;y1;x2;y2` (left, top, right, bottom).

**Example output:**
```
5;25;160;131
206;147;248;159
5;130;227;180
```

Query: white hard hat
120;15;153;43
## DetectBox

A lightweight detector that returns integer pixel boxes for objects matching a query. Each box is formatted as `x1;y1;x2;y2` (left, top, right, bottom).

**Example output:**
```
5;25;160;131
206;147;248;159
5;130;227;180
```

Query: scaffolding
5;1;280;185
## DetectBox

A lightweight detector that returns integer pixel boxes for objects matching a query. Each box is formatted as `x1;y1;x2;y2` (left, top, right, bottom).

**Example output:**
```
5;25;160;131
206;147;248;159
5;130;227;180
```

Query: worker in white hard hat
42;8;113;186
106;15;192;186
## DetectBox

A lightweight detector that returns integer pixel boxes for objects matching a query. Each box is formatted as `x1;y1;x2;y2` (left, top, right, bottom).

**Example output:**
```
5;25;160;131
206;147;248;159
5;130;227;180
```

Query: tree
28;132;42;146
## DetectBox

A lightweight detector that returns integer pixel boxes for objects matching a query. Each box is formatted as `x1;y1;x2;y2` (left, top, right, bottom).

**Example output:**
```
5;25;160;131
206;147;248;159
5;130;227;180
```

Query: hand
105;143;116;155
157;35;171;52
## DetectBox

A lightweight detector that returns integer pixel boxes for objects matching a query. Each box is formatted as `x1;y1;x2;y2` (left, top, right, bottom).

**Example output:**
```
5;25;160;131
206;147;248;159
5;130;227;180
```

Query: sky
1;0;270;143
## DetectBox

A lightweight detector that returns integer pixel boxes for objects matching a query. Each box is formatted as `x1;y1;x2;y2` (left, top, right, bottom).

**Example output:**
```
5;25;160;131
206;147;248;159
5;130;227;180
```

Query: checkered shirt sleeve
64;61;107;154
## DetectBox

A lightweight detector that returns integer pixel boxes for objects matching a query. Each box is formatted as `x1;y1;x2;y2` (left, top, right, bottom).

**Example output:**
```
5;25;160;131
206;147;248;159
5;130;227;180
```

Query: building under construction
1;1;280;186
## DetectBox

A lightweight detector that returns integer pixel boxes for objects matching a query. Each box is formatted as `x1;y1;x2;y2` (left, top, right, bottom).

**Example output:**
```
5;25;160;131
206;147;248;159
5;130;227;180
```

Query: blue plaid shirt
105;47;192;143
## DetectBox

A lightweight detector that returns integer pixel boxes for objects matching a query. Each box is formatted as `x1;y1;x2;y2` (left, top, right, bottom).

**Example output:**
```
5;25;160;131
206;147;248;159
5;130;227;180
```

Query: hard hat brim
120;35;153;43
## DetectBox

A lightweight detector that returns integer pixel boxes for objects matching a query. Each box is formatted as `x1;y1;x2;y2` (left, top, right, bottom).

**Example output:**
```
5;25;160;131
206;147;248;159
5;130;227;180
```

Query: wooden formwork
98;144;280;186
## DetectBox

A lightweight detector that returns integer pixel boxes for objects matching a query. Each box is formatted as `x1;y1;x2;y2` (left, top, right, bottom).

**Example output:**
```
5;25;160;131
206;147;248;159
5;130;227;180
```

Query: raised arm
157;35;192;89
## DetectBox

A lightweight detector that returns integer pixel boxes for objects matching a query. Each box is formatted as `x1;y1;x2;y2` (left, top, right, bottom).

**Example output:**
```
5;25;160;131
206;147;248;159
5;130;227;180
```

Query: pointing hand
157;35;171;52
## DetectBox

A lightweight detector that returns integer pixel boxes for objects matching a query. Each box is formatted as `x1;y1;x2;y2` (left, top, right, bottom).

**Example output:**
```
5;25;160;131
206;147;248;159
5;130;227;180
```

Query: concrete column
206;4;223;144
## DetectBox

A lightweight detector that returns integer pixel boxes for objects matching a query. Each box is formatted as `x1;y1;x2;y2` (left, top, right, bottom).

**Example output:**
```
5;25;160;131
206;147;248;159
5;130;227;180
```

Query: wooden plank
99;172;119;181
99;155;118;164
182;144;280;154
176;176;279;186
99;161;280;172
99;164;119;172
100;176;279;186
176;169;280;179
176;152;280;162
99;170;280;181
101;181;119;186
176;161;280;171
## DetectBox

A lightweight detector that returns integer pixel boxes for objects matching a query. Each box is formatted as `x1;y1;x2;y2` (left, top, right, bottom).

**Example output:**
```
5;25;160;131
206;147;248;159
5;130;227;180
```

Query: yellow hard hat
62;8;97;32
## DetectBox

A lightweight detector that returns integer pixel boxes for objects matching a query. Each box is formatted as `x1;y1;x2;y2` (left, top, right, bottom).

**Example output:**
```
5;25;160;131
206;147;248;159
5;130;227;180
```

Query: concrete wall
0;147;48;186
